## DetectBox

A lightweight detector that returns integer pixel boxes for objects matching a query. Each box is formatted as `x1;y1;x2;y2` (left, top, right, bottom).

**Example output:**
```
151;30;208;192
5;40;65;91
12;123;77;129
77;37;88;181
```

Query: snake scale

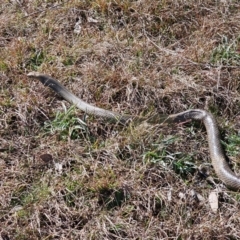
28;71;240;190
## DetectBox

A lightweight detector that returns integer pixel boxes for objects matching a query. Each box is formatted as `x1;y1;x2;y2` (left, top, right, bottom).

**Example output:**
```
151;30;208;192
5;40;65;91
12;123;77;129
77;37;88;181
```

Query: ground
0;0;240;239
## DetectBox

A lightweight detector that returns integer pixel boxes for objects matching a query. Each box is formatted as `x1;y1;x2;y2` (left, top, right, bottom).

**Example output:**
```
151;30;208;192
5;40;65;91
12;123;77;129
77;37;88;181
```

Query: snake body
27;72;240;190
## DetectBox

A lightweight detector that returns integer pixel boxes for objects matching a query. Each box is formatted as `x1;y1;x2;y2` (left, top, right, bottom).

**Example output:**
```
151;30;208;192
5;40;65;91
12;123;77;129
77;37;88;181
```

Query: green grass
43;105;88;140
210;35;240;66
11;183;51;207
143;134;196;178
222;133;240;157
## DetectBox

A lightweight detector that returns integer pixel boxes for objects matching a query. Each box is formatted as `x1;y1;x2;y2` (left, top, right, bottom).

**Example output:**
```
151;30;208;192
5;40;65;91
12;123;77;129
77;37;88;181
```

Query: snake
27;71;240;190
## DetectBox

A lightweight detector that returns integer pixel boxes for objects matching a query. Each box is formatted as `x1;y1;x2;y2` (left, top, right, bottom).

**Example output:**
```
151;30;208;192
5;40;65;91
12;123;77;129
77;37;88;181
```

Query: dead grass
1;0;240;239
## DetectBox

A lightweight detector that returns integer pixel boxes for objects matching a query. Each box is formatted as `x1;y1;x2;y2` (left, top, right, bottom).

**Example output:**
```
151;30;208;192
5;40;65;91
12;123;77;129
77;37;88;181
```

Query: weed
0;58;8;71
143;135;195;178
222;133;240;157
62;56;74;66
210;35;240;66
28;49;46;70
44;105;88;140
11;183;51;207
172;154;196;178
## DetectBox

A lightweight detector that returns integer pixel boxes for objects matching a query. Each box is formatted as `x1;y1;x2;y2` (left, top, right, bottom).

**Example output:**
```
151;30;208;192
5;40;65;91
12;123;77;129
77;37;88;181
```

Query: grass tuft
44;105;88;140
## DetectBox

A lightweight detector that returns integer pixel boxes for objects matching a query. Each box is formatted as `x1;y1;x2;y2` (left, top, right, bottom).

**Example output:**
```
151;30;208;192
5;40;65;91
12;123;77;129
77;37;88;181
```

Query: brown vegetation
0;0;240;239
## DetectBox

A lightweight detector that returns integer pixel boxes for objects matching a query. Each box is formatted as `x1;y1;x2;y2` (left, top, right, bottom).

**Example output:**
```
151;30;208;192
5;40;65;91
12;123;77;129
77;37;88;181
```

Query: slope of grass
1;0;240;239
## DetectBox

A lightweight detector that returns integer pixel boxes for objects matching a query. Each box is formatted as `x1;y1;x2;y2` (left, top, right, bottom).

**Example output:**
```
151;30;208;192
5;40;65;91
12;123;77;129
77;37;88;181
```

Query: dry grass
1;0;240;239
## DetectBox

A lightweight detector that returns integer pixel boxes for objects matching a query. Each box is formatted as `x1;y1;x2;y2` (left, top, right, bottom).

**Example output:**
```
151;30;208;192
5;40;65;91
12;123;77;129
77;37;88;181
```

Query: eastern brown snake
28;72;240;190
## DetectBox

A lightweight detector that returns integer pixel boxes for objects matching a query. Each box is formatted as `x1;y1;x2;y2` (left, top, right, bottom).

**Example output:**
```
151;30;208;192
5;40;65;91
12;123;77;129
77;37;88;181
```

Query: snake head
27;71;42;78
27;72;54;87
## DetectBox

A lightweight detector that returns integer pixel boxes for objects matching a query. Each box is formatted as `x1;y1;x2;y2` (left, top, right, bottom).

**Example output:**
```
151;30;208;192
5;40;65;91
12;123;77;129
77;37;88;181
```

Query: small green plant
63;180;81;207
0;58;8;71
62;55;75;66
210;35;240;66
172;154;196;177
10;183;51;207
222;133;240;157
29;49;46;70
142;135;178;164
143;149;168;164
44;105;88;140
143;135;196;178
